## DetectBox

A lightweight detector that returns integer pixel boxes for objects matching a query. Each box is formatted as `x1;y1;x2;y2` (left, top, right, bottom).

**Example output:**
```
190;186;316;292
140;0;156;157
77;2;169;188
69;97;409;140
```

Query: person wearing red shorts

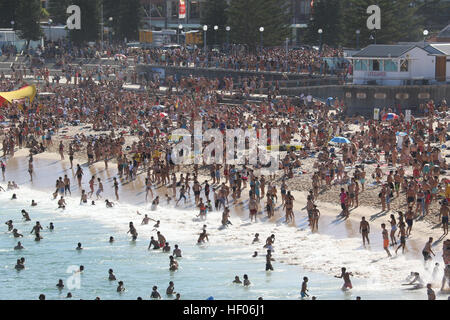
381;223;392;257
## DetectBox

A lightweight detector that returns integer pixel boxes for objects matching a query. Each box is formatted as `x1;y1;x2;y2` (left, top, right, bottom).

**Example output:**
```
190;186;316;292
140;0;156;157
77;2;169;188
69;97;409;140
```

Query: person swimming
48;222;54;231
252;251;258;257
233;276;242;284
163;242;171;252
109;236;114;243
12;229;23;238
166;281;176;296
105;199;114;208
21;210;31;221
76;242;83;250
31;200;37;206
151;286;161;299
243;274;251;286
148;236;160;250
117;281;125;292
15;259;24;270
56;279;64;290
108;269;116;281
5;220;13;231
252;233;260;244
173;244;182;257
14;241;24;250
169;256;178;271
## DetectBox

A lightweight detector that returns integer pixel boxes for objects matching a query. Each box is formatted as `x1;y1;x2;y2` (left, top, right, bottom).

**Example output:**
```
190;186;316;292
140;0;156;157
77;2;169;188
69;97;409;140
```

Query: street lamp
203;25;208;52
178;24;183;45
369;33;376;44
423;29;429;47
356;29;360;50
318;28;323;53
108;17;113;44
259;27;264;53
226;26;230;49
203;25;208;66
48;19;53;43
214;25;218;46
11;21;15;48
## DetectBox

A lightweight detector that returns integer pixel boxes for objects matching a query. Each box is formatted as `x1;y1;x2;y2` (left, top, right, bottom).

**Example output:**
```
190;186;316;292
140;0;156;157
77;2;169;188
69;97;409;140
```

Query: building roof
352;45;417;58
425;43;450;56
437;25;450;39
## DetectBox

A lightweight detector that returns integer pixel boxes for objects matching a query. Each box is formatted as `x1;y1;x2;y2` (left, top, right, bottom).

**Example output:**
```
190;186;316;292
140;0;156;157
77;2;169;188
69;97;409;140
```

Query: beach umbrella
382;113;399;121
159;112;168;118
114;54;127;59
152;105;165;111
396;132;408;137
330;136;350;144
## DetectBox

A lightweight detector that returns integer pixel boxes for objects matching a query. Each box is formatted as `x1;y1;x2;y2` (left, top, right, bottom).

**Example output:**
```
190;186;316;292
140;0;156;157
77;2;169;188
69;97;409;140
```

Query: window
370;59;381;71
400;59;409;72
384;59;398;72
354;59;368;71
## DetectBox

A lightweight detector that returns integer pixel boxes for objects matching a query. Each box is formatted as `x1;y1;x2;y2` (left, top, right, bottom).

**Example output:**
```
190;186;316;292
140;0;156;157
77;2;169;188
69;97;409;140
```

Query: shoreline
3;148;448;274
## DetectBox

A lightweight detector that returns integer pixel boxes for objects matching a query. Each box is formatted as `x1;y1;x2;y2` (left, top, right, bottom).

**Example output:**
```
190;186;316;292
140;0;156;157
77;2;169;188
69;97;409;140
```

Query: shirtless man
381;223;392;257
249;197;258;223
422;237;435;262
359;217;370;246
63;175;71;196
197;230;209;244
173;244;182;257
169;256;179;271
127;222;138;241
335;267;353;290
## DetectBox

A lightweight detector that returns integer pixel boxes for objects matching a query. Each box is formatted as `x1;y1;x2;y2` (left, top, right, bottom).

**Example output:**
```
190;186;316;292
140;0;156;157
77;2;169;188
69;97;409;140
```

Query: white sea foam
0;185;441;294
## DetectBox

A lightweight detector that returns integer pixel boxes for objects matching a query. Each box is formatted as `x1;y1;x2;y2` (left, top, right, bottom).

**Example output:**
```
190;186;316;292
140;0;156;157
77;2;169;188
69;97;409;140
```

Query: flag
179;0;186;19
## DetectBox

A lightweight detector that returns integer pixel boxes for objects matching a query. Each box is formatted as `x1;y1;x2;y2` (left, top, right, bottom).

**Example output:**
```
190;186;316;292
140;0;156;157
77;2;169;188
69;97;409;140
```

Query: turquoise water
0;188;445;300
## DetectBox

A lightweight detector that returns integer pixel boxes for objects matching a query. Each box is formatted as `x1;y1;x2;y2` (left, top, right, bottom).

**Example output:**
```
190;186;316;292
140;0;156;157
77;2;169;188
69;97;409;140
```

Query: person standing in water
359;217;370;246
335;267;353;291
301;277;310;299
127;222;138;241
113;177;119;201
422;237;435;262
381;223;392;257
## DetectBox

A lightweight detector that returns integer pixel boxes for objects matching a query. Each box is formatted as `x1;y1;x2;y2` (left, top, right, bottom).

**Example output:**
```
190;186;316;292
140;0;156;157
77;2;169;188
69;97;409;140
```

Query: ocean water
0;187;447;300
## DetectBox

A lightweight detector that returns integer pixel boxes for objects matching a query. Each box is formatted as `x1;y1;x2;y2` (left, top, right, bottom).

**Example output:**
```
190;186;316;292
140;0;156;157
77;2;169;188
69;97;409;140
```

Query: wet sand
3;148;447;267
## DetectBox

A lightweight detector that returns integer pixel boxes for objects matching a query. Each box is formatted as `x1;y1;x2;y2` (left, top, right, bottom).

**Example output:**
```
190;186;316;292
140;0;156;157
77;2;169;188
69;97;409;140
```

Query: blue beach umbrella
395;132;408;137
330;136;350;144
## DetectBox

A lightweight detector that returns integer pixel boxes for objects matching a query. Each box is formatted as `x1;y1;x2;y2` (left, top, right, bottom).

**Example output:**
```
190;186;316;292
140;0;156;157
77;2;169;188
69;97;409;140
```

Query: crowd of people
0;39;449;300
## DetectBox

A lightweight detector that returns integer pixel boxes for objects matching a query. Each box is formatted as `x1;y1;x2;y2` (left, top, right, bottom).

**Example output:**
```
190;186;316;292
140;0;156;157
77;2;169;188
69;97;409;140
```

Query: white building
350;44;443;86
424;43;450;83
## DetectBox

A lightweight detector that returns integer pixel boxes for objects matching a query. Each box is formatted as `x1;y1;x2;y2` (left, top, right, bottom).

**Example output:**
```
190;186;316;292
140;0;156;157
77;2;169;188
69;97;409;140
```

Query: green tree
342;0;422;48
200;0;229;46
47;0;71;25
0;0;16;28
103;0;143;42
15;0;42;48
415;0;450;32
227;0;291;50
304;0;344;47
68;0;101;44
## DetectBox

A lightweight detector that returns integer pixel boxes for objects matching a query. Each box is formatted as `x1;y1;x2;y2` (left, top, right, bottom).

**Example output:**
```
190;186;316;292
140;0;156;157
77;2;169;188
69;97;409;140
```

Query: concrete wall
282;84;450;116
344;84;450;116
136;63;341;85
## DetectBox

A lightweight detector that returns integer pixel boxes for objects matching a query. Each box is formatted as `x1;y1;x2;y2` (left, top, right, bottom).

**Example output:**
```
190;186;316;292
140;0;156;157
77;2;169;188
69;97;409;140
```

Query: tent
0;85;37;106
